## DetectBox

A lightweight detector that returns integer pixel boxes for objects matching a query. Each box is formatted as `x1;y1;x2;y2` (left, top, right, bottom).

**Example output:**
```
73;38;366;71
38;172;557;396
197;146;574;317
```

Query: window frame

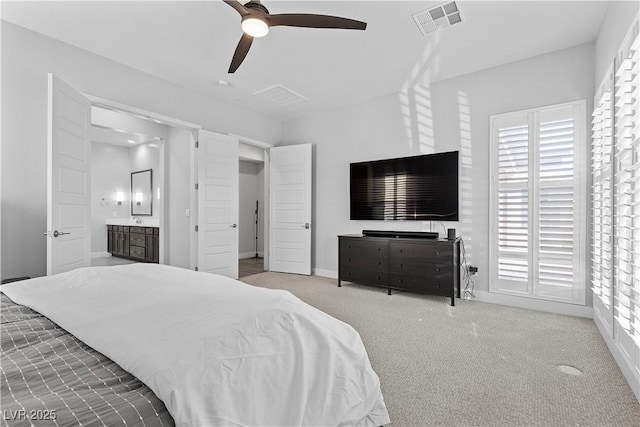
489;100;588;305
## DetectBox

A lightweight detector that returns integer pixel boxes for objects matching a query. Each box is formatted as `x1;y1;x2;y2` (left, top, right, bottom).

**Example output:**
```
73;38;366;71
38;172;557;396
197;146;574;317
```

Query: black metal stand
254;200;259;258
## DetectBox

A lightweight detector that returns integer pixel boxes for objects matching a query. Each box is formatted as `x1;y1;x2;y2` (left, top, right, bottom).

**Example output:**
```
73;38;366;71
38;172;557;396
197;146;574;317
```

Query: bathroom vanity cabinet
107;225;159;263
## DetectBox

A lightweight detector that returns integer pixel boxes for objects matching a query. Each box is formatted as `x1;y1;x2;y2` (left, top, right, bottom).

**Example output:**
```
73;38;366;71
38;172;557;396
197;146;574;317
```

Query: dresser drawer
129;245;145;260
130;232;146;247
391;262;452;278
390;242;452;262
340;238;388;257
340;253;387;271
389;273;451;296
340;268;388;287
130;226;146;234
146;227;155;235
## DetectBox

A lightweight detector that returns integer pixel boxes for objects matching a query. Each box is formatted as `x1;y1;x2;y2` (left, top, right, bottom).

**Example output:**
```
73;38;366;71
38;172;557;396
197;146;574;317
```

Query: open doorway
238;158;265;278
89;105;166;267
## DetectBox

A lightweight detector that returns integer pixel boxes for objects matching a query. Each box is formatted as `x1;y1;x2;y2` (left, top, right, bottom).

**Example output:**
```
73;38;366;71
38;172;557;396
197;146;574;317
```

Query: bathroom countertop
106;218;160;227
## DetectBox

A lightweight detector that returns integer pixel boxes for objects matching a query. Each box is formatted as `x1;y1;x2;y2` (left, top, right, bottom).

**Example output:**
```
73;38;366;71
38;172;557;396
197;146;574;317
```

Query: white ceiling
2;0;609;122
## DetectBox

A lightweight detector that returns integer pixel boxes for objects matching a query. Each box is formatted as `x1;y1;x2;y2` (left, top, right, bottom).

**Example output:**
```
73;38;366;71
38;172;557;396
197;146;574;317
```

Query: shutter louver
591;77;614;312
538;113;576;295
497;124;529;289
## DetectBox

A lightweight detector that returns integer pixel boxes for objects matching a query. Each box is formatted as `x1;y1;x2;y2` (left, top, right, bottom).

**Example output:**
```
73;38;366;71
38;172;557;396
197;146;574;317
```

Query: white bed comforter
1;264;390;427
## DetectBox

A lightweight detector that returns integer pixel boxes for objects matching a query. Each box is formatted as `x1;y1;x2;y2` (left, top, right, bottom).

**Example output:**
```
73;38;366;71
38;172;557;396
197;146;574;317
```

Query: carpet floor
240;272;640;427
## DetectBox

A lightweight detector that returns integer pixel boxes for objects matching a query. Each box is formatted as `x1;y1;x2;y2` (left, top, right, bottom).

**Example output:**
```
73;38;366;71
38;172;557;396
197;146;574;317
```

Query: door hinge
195;183;199;190
195;225;199;232
195;140;199;148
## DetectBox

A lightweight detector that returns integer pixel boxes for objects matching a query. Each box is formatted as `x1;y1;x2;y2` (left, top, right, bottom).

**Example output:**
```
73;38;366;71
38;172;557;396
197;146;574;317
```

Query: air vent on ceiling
413;1;462;36
253;84;309;108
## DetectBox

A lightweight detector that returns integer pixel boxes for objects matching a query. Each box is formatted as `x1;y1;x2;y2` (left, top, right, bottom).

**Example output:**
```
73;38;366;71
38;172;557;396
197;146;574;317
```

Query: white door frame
84;94;201;267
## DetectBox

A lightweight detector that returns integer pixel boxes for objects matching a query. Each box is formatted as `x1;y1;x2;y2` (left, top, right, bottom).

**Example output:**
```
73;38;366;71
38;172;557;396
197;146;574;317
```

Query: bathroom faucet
134;216;142;224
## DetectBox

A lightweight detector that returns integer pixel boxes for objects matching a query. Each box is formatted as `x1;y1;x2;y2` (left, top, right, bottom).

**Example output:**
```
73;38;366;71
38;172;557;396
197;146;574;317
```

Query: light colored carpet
241;272;640;427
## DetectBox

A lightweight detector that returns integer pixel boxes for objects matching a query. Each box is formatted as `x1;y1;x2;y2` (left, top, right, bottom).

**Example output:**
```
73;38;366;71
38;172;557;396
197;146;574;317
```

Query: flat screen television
350;151;458;221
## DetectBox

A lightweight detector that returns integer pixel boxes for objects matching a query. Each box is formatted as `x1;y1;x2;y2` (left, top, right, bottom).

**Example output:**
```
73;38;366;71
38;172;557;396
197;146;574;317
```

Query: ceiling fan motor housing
244;1;269;15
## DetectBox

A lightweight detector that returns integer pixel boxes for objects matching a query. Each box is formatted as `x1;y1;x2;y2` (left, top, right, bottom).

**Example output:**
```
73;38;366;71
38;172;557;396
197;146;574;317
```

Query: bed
1;264;390;426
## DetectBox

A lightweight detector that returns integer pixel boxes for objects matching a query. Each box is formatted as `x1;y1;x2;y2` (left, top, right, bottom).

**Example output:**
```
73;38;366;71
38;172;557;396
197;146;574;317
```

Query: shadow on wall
457;90;474;280
398;32;441;155
396;30;475;266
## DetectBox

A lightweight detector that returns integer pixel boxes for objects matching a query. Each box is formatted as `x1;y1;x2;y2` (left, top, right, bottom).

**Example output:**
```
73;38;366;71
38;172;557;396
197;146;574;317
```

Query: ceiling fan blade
223;0;249;16
267;14;367;30
228;33;254;73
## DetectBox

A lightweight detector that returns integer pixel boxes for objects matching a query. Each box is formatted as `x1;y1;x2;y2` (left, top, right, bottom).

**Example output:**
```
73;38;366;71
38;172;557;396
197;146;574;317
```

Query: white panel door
269;144;312;275
197;130;239;278
47;74;92;275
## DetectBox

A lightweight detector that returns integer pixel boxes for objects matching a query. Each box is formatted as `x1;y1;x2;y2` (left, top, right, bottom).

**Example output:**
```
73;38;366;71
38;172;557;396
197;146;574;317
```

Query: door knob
230;224;237;228
43;230;70;238
304;223;310;229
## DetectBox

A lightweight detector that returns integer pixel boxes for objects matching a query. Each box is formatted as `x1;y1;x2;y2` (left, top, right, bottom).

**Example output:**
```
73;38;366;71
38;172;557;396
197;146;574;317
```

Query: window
490;100;587;304
612;28;639;345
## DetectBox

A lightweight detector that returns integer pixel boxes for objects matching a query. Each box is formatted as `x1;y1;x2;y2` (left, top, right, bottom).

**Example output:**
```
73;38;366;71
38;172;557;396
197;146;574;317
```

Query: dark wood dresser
338;234;461;305
107;225;159;263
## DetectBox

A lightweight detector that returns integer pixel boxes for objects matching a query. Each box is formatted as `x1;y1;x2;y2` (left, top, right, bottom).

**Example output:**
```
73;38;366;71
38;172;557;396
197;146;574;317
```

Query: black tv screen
350;151;458;221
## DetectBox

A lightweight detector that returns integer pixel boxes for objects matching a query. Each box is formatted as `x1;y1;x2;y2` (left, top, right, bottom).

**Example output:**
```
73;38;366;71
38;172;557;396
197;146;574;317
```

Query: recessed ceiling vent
253;84;309;108
413;1;462;36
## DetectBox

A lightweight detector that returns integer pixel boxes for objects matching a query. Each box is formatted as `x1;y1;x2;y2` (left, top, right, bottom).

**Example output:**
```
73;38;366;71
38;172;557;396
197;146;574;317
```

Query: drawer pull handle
376;261;381;265
399;264;403;268
377;276;381;280
348;258;351;262
436;251;440;255
377;247;381;251
436;268;441;272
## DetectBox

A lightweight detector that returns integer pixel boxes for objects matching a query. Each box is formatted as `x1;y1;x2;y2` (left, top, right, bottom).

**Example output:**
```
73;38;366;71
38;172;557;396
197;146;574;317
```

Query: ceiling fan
223;0;367;73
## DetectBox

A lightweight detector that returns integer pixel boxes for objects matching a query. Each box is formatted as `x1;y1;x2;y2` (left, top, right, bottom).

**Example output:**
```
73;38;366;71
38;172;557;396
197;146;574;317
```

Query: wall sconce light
136;192;143;206
116;191;124;206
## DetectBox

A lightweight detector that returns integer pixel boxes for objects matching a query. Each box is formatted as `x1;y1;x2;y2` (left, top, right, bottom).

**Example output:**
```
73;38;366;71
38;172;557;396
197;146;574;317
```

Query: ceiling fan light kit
224;0;367;73
241;16;269;37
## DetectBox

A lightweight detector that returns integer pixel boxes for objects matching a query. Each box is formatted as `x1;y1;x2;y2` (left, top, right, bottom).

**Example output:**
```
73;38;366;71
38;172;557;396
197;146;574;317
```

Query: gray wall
1;22;281;280
164;128;192;269
281;42;595;303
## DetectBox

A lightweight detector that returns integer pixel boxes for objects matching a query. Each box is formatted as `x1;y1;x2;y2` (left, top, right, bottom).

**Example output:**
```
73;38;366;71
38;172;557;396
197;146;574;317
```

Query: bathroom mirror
131;169;152;216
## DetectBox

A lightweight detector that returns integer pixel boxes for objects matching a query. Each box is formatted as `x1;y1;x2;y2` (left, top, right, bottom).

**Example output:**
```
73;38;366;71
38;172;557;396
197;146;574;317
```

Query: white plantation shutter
490;101;586;304
613;29;639;346
537;108;580;300
496;118;530;294
591;67;614;330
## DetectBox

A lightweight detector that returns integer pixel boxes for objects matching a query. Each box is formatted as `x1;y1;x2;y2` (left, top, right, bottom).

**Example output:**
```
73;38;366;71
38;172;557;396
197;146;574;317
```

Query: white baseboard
593;311;640;403
313;268;338;279
239;251;264;260
91;251;110;259
312;268;591;318
471;290;592;318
